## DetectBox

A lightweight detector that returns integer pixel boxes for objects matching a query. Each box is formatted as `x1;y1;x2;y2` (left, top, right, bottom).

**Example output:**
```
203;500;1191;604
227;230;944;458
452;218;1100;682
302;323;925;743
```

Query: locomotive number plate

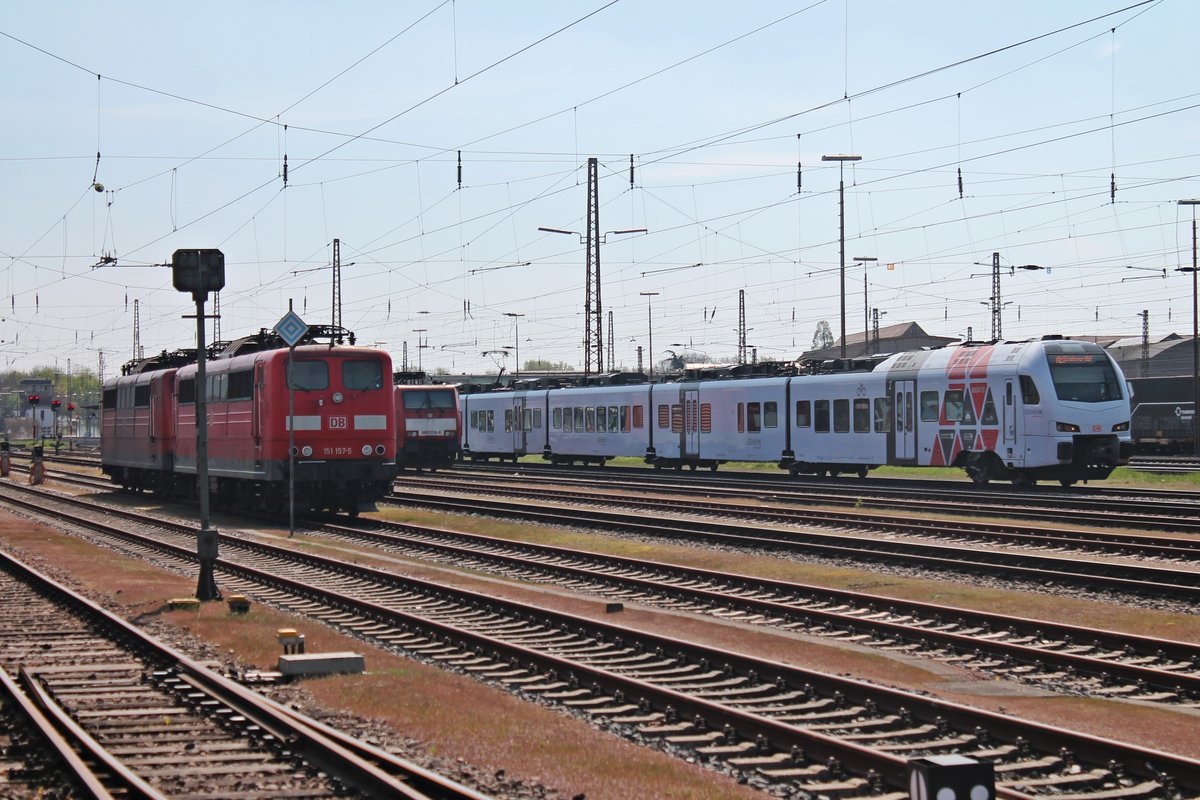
329;416;348;429
324;447;354;456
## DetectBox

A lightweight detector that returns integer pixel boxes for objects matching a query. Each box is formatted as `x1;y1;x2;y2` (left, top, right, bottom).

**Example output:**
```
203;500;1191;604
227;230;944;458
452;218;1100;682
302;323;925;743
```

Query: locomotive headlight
375;445;386;455
1112;421;1130;432
301;445;313;457
362;444;373;456
1055;421;1080;433
332;392;344;404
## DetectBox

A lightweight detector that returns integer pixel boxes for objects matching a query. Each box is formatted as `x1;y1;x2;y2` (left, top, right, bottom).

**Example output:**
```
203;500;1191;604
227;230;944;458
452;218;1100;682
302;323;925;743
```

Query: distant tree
812;321;834;350
523;358;573;371
431;366;449;376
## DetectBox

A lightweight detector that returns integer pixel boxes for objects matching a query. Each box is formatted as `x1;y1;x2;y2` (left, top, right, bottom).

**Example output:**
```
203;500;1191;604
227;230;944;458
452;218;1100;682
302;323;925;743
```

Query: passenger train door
683;388;700;458
1002;379;1017;450
893;380;916;461
512;396;527;456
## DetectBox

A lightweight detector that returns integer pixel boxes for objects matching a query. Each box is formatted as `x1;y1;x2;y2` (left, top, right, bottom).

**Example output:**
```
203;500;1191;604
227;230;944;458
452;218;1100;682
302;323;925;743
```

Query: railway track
0;536;493;799
398;474;1200;559
448;462;1200;533
307;515;1200;706
383;486;1200;602
2;481;1199;800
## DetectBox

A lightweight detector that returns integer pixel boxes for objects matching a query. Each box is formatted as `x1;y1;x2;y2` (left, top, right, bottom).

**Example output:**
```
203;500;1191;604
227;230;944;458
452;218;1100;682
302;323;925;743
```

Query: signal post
172;248;225;602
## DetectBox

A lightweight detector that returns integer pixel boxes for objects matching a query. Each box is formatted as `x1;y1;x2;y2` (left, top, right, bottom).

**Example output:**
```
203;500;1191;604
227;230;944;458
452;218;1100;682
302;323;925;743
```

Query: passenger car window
795;400;811;428
873;397;892;432
853;398;870;432
920;391;939;422
763;401;778;428
747;402;761;433
833;399;850;432
814;399;830;433
943;389;964;422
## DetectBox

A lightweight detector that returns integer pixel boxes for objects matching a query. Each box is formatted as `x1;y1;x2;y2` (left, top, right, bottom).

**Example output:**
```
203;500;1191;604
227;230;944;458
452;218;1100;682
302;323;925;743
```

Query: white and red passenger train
102;340;398;514
460;337;1133;487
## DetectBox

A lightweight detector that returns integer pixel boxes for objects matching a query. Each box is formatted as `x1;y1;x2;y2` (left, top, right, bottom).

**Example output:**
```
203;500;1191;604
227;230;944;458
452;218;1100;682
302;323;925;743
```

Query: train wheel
1012;471;1036;489
709;464;718;472
1059;478;1077;487
856;466;868;479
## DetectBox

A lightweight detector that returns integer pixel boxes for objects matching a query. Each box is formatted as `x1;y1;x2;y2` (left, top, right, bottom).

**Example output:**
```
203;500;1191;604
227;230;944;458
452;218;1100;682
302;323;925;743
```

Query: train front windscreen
1045;352;1123;403
403;388;456;410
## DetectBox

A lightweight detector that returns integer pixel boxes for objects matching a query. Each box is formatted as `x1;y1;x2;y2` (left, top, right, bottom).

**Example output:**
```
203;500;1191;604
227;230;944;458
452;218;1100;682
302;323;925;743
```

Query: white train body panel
457;338;1131;484
546;384;652;460
461;389;548;459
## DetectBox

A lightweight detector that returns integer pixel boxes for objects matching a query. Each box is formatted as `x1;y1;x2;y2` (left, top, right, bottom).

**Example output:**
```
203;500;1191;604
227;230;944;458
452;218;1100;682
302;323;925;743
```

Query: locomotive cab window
403;389;456;410
134;385;151;408
1019;375;1041;405
288;361;329;390
343;360;384;390
1046;354;1123;403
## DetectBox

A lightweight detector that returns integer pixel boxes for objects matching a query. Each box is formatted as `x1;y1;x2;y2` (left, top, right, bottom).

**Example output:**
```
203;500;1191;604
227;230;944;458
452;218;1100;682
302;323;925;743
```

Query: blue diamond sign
274;310;309;347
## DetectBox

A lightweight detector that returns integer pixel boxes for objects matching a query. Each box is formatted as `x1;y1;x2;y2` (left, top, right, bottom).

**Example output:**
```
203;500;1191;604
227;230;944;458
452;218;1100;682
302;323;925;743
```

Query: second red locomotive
394;379;460;470
102;335;397;515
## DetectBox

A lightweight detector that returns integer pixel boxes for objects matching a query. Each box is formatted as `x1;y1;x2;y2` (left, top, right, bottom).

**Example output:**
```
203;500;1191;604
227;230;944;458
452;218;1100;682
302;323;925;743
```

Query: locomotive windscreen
1045;352;1123;403
402;388;456;410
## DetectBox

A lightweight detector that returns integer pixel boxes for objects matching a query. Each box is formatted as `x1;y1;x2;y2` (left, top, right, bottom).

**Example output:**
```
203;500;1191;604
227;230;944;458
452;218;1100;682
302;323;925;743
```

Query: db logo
329;416;348;430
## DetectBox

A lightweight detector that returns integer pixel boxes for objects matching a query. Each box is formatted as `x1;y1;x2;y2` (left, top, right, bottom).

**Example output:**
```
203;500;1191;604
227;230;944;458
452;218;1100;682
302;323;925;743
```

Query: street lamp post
1179;200;1200;457
639;292;659;377
822;154;862;358
504;312;525;376
853;256;877;354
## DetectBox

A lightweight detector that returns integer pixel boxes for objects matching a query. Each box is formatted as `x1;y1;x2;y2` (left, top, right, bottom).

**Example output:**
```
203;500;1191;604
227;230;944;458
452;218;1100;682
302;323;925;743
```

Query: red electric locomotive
394;381;460;470
102;334;398;515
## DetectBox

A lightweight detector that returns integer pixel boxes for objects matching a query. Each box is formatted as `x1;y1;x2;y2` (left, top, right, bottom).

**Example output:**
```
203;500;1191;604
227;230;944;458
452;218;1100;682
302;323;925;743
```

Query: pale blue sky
2;1;1198;376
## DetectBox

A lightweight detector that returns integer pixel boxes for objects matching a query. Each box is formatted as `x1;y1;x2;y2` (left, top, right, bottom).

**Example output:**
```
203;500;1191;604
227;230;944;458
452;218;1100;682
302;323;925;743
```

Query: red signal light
51;399;61;410
27;394;40;406
67;403;76;411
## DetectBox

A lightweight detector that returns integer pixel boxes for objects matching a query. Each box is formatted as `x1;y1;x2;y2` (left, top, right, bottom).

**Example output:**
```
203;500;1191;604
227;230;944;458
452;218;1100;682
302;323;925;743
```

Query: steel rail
386;490;1200;600
5;484;1196;798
